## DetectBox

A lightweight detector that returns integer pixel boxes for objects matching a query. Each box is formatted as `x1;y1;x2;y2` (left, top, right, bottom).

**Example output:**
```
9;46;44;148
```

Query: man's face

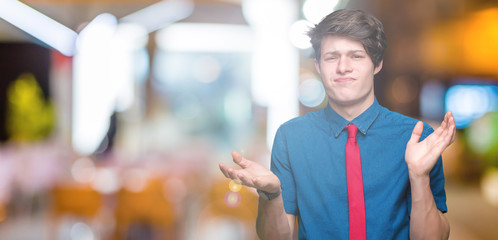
315;35;382;109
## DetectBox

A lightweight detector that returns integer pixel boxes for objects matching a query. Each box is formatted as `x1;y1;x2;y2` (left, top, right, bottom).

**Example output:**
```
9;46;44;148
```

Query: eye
352;55;364;59
324;56;338;61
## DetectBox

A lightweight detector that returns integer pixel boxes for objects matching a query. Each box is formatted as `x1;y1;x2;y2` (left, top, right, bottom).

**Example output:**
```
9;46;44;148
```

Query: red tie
346;124;366;240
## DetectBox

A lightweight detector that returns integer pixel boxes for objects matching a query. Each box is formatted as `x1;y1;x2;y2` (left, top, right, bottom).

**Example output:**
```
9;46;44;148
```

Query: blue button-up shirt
271;99;447;239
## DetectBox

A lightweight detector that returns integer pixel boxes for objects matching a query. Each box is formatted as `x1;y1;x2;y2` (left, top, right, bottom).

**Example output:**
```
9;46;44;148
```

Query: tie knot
346;124;358;139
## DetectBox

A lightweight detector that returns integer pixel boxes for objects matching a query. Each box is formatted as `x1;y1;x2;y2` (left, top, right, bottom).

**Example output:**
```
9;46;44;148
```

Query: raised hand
405;112;456;177
219;151;281;193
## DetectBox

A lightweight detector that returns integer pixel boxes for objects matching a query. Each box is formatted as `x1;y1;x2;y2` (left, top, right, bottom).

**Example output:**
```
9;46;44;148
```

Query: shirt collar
324;98;381;138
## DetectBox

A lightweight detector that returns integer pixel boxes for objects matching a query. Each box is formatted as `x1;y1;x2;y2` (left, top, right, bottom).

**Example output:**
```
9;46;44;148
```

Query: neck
329;96;375;121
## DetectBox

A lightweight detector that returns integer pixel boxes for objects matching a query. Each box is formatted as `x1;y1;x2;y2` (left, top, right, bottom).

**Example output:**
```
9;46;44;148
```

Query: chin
331;96;359;104
331;96;370;107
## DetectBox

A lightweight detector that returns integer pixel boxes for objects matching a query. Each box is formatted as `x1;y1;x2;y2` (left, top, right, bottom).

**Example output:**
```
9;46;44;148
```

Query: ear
374;60;383;75
314;59;321;75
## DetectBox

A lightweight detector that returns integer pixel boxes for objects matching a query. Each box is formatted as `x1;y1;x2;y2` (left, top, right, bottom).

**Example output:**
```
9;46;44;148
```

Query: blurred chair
49;183;105;239
196;178;259;240
51;185;102;217
113;177;176;240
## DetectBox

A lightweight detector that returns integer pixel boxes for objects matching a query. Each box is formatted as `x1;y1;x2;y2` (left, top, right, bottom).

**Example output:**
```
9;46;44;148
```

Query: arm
408;173;449;240
256;196;297;240
405;112;456;240
219;151;296;239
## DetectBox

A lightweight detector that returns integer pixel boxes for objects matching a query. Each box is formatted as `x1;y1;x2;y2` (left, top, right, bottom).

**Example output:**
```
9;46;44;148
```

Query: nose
336;57;352;74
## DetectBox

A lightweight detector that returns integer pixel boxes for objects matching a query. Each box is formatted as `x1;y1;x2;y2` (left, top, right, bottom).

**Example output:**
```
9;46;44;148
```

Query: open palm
405;112;456;177
219;151;281;193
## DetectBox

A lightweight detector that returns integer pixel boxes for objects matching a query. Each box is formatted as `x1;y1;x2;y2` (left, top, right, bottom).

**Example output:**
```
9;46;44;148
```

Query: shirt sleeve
270;126;299;216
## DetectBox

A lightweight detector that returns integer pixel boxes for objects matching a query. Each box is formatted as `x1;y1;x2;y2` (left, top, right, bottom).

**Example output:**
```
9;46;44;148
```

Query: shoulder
274;108;330;143
377;105;434;138
378;105;417;125
279;108;326;132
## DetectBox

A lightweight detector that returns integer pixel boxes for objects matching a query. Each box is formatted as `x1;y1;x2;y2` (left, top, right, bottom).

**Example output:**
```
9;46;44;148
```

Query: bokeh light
465;111;498;167
156;23;252;53
229;180;242;192
122;168;149;193
420;81;446;120
391;75;418;104
73;13;118;155
164;177;187;204
192;55;221;83
298;78;326;108
303;0;341;24
70;222;95;240
71;157;96;183
172;94;202;121
91;168;119;194
289;20;313;49
224;191;241;208
445;84;498;128
0;0;78;56
481;168;498;207
224;89;252;127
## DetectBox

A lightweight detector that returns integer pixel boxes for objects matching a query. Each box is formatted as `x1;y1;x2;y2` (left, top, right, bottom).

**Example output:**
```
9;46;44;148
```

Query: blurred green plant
465;111;498;168
6;73;54;141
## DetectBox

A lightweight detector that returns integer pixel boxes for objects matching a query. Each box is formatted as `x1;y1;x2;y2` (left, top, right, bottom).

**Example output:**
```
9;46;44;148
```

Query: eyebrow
323;50;366;55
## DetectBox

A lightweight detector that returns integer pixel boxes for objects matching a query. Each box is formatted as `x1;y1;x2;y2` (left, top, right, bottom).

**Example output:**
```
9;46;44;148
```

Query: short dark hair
307;9;387;67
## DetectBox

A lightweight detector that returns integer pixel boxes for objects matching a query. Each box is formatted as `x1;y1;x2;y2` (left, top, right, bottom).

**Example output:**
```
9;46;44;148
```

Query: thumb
408;121;424;144
232;151;249;168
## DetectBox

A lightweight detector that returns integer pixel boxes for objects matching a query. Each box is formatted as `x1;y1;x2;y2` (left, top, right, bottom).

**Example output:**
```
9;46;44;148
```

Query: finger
447;112;457;143
447;111;453;121
232;150;250;168
237;171;255;187
434;114;449;137
439;112;455;142
442;112;450;129
227;168;241;182
442;119;456;146
219;163;230;178
236;170;259;188
408;121;424;144
430;124;455;157
444;111;454;129
433;112;453;141
429;143;447;159
447;125;456;145
431;129;455;156
232;150;241;163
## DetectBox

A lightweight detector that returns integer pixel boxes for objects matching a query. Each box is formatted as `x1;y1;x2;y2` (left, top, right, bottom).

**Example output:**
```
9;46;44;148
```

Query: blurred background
0;0;497;239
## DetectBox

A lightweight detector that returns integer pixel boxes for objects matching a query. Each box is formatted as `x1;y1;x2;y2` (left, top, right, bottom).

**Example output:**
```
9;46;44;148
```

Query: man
220;9;455;240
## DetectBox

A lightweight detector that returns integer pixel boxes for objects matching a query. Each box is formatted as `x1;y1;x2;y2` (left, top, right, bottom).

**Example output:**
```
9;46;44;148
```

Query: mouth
334;77;355;83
